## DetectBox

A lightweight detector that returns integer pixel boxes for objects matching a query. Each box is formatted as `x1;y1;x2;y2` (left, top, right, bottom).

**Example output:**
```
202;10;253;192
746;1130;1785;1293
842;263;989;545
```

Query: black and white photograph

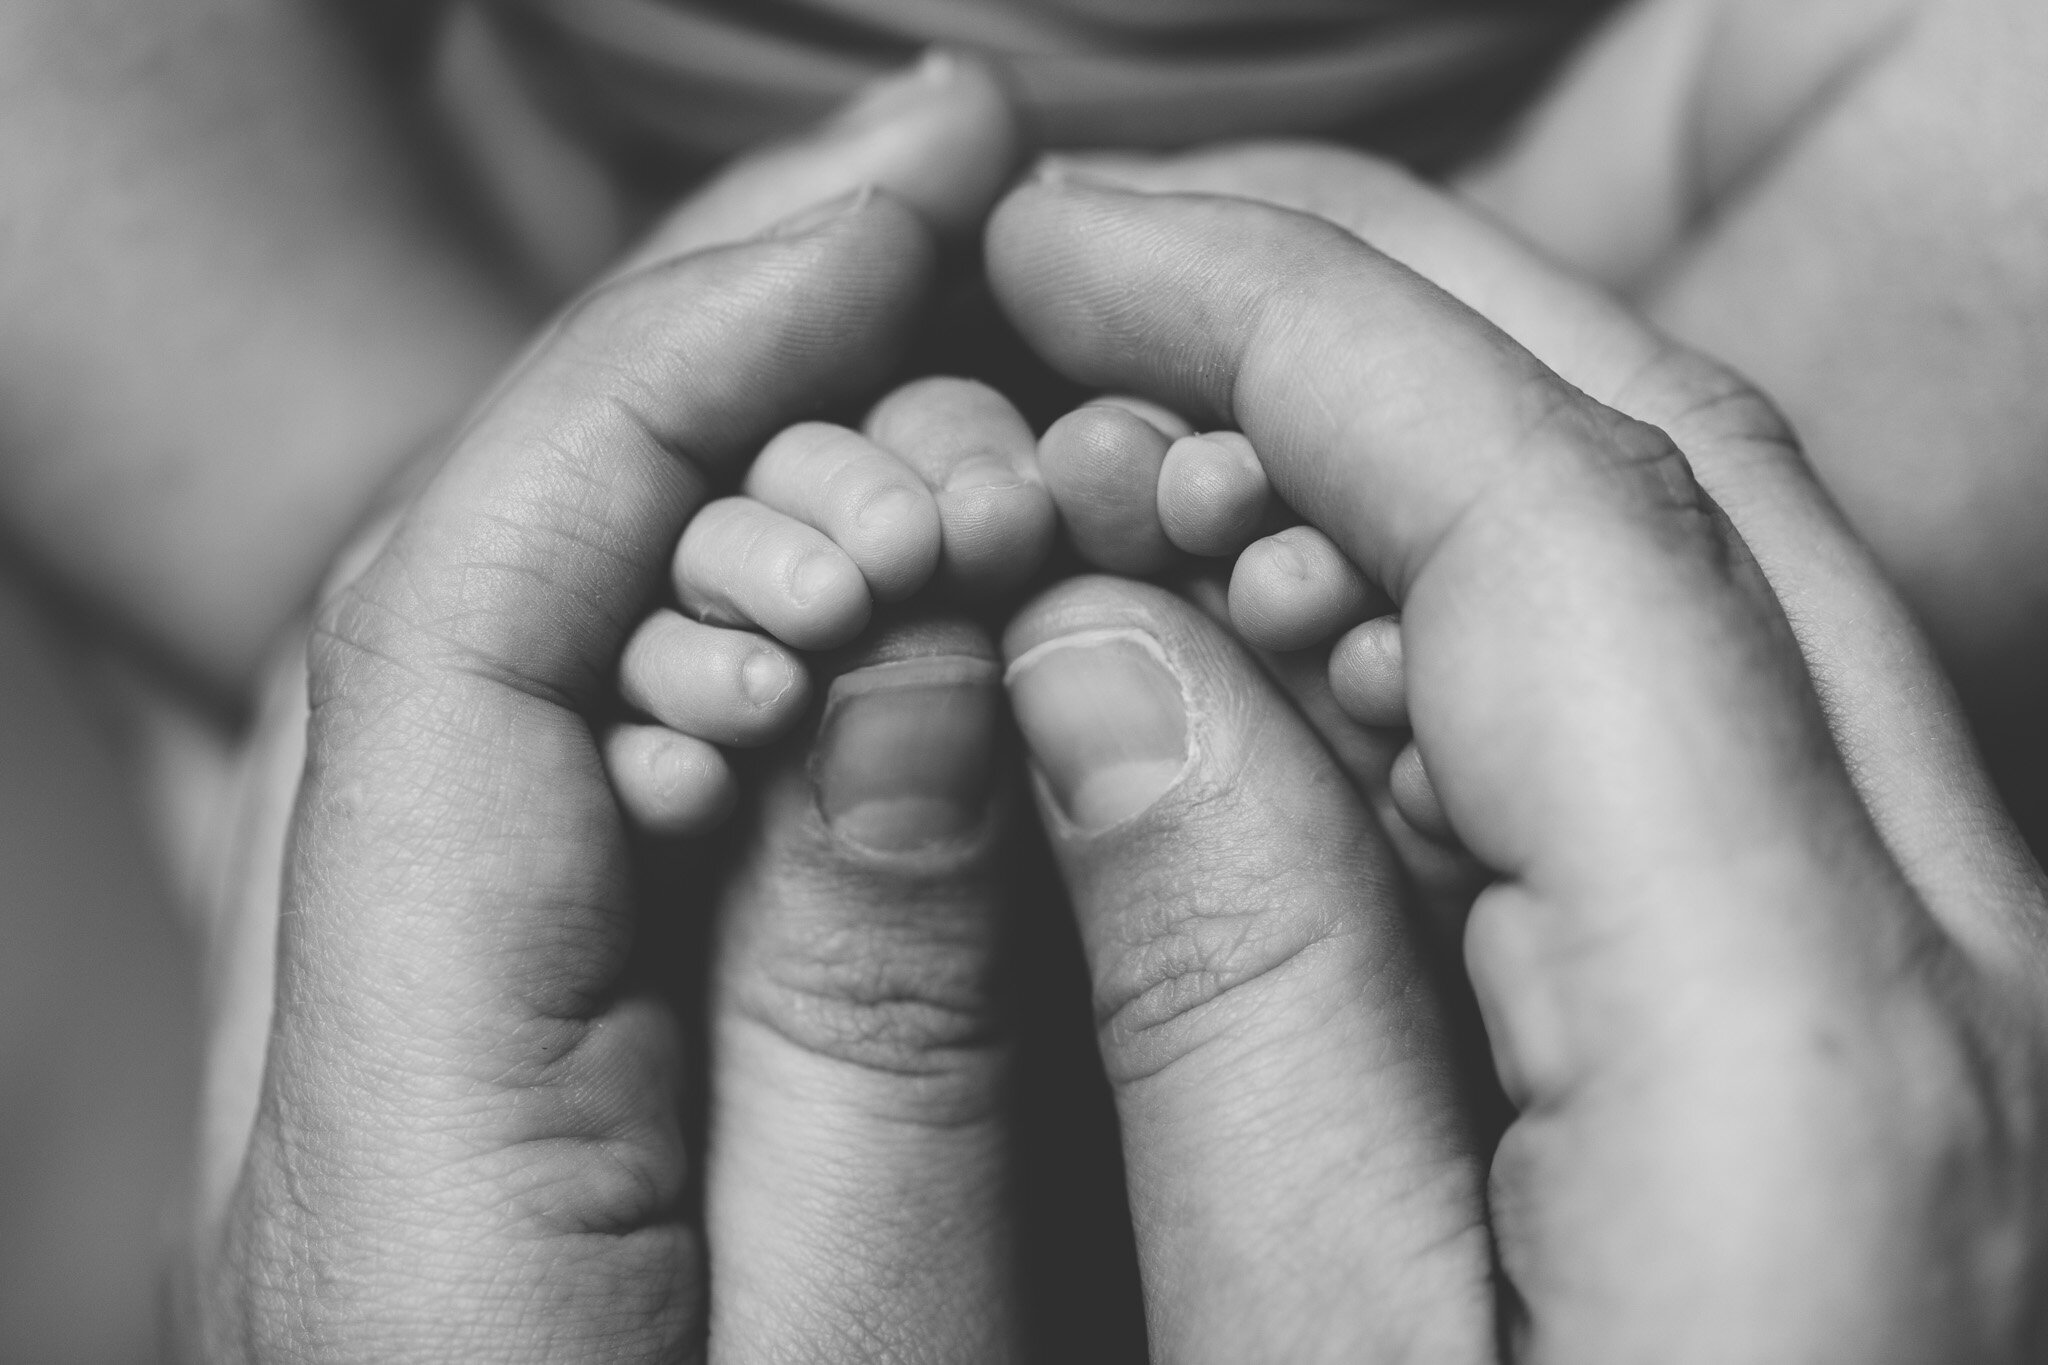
2;1;2046;1360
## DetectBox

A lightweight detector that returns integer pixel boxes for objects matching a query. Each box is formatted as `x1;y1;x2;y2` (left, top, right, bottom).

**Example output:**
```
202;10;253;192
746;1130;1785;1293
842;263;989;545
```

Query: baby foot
605;376;1054;835
1037;394;1478;918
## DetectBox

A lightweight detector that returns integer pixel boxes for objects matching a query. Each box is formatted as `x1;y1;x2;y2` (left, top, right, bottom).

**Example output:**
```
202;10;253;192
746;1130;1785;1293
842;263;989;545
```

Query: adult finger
1023;144;2048;971
181;196;938;1361
1459;0;2048;824
990;176;1907;916
1004;576;1494;1363
988;180;2032;1359
621;49;1021;270
705;615;1019;1364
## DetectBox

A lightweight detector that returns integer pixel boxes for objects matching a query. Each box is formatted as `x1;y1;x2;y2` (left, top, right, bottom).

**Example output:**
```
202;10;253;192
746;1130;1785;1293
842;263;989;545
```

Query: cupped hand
1464;0;2048;784
172;57;1051;1364
983;152;2048;1360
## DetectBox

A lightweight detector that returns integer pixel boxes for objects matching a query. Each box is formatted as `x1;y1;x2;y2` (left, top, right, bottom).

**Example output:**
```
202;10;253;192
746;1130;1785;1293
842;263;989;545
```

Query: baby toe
1329;616;1408;729
620;610;812;747
1158;431;1272;557
864;376;1056;595
675;497;873;650
744;423;942;603
1039;403;1177;575
605;724;739;837
1229;526;1384;653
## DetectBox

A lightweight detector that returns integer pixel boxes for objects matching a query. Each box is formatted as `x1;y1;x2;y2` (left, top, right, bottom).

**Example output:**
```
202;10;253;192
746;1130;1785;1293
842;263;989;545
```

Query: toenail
740;649;797;708
855;484;929;533
1259;536;1310;581
813;656;1002;854
944;456;1024;493
791;552;846;606
1005;628;1190;833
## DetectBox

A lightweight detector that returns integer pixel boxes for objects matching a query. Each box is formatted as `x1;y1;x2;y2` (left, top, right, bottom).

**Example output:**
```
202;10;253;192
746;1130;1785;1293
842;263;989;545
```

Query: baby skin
600;372;1467;911
602;375;1057;842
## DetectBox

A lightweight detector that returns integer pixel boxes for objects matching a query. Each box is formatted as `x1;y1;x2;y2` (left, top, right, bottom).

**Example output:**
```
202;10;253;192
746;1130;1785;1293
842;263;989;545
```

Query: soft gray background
0;569;197;1365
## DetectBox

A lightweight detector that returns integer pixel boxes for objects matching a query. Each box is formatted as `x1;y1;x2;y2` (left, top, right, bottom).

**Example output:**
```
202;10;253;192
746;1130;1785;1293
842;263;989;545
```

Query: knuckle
1618;343;1797;453
728;896;1005;1091
1087;831;1354;1084
1500;379;1727;548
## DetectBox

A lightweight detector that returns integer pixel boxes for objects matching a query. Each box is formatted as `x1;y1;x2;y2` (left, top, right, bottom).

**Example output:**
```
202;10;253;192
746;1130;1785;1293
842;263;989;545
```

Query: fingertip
626;53;1007;266
822;48;1023;240
1228;526;1381;653
1159;431;1271;557
605;724;739;837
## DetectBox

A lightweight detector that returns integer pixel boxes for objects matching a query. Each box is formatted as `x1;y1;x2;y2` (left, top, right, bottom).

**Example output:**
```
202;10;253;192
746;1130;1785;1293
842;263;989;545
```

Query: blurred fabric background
0;568;197;1365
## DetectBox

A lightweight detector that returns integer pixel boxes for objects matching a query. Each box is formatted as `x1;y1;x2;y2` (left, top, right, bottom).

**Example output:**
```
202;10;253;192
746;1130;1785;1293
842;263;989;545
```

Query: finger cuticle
757;184;876;240
831;47;960;134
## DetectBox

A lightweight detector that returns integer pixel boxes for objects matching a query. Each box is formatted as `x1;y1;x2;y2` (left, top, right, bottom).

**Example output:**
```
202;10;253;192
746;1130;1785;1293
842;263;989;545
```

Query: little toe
1329;616;1408;729
1039;403;1176;575
604;724;739;837
743;423;942;603
864;377;1056;595
620;610;812;746
1158;431;1271;557
1390;742;1458;847
675;497;872;650
1229;526;1385;653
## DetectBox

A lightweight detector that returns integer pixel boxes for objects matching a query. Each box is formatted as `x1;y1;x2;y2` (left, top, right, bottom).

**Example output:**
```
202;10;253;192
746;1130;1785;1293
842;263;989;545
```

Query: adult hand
160;33;1021;1184
170;64;1043;1356
1462;0;2048;754
983;153;2048;1360
129;42;1019;913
